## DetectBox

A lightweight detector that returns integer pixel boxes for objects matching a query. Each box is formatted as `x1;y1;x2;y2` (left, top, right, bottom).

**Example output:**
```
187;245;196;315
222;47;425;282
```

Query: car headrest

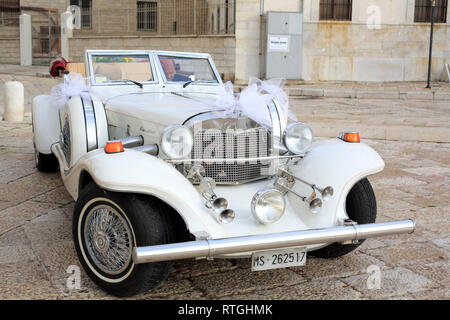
94;64;122;80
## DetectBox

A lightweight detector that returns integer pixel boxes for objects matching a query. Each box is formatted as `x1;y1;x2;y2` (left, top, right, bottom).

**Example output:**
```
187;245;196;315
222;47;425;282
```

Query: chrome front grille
191;127;272;184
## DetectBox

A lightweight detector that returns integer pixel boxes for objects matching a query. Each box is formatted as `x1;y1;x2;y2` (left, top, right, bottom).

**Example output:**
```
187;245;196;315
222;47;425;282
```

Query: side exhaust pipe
120;135;144;148
133;219;415;264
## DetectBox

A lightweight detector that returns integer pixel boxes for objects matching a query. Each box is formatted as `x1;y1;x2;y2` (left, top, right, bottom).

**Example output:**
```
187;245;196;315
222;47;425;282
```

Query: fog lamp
251;187;286;225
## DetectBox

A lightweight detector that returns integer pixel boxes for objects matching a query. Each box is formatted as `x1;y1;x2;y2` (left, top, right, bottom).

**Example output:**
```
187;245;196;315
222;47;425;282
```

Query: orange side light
342;132;360;143
105;141;124;154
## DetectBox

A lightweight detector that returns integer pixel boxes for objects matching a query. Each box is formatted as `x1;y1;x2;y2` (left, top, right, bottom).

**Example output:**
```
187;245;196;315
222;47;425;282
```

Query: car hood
103;92;220;126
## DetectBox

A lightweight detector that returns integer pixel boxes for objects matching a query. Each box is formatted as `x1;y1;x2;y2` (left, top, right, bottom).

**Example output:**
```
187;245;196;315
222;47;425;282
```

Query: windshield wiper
110;79;143;88
122;79;143;88
183;80;216;88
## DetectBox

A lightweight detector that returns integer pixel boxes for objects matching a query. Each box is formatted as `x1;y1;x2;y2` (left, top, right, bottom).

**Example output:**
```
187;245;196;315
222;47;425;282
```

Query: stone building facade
236;0;450;82
66;0;236;80
301;0;450;81
1;0;449;83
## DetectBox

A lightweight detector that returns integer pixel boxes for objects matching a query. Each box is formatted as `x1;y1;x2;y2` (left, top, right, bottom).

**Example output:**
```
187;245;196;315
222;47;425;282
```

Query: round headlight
283;122;313;154
251;187;286;225
161;125;193;159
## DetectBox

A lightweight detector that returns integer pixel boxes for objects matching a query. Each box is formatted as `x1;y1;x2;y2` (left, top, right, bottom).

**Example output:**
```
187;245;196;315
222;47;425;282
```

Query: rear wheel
310;178;377;258
73;183;175;297
35;149;59;173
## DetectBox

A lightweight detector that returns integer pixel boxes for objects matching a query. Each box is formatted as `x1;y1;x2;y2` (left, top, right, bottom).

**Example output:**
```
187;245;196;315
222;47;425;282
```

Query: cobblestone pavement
291;96;450;143
0;108;448;299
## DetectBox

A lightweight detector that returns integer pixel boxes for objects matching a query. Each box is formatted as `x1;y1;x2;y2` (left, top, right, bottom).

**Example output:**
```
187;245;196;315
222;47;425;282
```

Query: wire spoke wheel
84;205;133;276
74;183;176;296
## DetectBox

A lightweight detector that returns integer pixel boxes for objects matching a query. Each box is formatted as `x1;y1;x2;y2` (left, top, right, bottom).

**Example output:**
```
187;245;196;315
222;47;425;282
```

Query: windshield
158;55;218;83
91;54;154;84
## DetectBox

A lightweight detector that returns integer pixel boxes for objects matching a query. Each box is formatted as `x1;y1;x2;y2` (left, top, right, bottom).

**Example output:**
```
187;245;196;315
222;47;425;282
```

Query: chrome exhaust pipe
132;144;159;156
133;220;415;264
120;135;144;148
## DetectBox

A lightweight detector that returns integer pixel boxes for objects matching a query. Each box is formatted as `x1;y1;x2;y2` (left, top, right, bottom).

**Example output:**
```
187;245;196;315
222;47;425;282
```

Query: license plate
251;247;307;271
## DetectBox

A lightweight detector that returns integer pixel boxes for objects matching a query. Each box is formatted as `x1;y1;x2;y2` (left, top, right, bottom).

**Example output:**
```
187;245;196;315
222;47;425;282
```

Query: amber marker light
339;132;360;143
105;141;124;154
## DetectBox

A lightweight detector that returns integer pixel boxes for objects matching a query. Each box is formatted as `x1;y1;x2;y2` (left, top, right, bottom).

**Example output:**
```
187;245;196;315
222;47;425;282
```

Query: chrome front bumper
132;220;415;264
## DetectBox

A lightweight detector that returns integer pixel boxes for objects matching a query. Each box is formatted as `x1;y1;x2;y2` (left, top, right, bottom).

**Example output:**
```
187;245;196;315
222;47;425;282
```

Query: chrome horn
316;185;334;201
278;167;334;202
306;197;323;214
206;193;235;224
275;178;323;214
188;166;235;224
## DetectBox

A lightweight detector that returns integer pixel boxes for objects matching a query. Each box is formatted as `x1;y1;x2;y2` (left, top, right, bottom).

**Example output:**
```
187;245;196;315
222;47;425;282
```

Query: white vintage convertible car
32;50;414;297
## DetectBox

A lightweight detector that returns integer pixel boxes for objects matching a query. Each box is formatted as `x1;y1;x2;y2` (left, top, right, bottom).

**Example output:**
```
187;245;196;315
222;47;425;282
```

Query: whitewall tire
73;182;175;297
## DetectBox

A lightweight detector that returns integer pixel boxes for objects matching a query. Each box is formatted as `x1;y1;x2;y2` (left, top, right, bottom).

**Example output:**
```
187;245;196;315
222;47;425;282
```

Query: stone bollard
3;81;25;122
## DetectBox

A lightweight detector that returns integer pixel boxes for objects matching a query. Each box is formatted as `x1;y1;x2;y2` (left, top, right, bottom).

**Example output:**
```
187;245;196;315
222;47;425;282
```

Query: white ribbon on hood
50;73;90;109
214;77;297;128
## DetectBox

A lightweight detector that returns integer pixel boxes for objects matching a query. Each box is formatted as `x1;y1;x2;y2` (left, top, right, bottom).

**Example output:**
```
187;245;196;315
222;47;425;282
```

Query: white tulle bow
50;73;90;109
214;78;297;128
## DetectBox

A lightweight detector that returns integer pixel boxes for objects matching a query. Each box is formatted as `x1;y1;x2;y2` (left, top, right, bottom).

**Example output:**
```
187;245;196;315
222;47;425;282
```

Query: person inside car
160;58;191;82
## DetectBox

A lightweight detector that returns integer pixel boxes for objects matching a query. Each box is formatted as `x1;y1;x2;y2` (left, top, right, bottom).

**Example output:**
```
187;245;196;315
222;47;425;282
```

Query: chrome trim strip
269;99;282;155
166;154;304;164
267;99;284;174
133;220;415;264
51;143;73;176
81;95;98;152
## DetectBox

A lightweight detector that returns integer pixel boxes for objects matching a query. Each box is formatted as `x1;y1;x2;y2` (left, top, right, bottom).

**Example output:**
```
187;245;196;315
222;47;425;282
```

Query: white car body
32;50;413;261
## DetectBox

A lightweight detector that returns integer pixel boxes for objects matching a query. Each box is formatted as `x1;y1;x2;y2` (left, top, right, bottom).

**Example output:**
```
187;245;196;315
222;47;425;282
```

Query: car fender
32;95;60;154
287;138;385;226
54;146;216;235
58;95;109;167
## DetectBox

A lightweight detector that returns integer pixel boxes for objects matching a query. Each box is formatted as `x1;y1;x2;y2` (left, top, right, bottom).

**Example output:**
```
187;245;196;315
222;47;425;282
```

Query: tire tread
310;178;377;259
36;152;59;173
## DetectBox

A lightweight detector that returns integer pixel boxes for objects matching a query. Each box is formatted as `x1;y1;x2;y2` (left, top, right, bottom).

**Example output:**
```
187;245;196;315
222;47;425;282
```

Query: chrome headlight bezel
283;122;314;155
251;187;286;225
160;124;193;159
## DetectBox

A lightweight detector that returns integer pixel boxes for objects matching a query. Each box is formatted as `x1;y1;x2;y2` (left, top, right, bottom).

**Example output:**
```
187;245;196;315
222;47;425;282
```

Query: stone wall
0;39;21;64
0;27;20;64
73;0;222;36
302;22;450;81
67;35;236;80
302;0;450;81
234;0;260;83
236;0;450;82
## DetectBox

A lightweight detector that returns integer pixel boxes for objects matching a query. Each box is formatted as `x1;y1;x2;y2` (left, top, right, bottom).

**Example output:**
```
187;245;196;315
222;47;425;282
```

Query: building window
217;8;220;33
0;0;20;26
414;0;448;23
137;1;157;32
319;0;352;21
70;0;92;29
